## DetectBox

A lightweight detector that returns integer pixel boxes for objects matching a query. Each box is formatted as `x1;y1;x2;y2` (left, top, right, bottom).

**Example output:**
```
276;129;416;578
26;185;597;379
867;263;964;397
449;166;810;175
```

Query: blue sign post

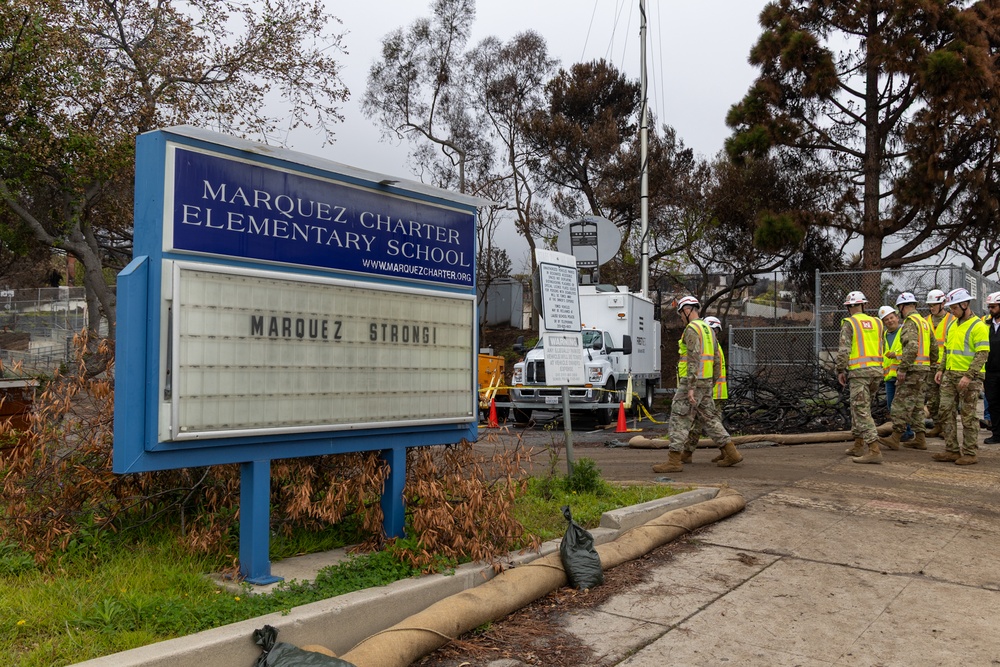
115;126;482;584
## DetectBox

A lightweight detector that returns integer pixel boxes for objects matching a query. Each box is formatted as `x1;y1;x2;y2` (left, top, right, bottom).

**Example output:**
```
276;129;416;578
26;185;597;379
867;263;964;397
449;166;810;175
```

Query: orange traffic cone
488;398;499;427
615;401;627;433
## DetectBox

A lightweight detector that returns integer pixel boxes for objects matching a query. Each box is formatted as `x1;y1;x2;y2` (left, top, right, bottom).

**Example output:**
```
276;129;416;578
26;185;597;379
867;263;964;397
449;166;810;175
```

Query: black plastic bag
252;625;356;667
559;505;603;590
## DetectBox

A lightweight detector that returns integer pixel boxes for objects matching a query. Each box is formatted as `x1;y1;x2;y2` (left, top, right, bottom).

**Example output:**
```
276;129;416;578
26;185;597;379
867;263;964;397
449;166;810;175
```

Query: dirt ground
411;539;702;667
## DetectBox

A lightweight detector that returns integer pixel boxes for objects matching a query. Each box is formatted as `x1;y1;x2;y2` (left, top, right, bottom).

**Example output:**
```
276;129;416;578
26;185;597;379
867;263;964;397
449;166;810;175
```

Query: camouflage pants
669;381;731;452
849;375;880;444
682;399;725;451
939;371;984;456
926;378;942;423
890;370;929;434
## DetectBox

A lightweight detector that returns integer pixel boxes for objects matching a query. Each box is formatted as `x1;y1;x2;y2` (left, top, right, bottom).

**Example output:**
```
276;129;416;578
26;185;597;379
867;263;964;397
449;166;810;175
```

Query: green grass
0;474;683;665
515;475;687;540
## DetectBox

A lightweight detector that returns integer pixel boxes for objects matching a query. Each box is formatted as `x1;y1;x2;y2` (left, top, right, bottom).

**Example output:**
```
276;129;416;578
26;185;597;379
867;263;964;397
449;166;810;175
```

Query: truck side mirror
512;336;525;354
621;334;633;355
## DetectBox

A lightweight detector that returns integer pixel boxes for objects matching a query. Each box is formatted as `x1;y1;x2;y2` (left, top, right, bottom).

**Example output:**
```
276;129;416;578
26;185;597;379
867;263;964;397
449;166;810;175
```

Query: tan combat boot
716;442;744;467
926;424;942;437
931;450;960;462
680;450;693;464
903;432;927;450
955;454;978;465
711;450;724;463
652;450;683;473
879;430;901;451
852;441;883;464
845;437;865;456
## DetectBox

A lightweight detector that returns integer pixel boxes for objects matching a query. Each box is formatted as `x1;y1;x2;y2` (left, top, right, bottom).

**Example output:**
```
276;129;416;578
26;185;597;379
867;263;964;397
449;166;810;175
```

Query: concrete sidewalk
555;439;1000;666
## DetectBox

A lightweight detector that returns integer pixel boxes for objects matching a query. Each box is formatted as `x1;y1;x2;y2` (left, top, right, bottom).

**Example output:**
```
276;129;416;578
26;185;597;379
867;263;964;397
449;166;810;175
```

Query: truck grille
526;360;545;383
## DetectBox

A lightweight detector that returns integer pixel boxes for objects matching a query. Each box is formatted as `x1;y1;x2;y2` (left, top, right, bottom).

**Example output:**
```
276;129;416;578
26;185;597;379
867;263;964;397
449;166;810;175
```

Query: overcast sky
276;0;771;268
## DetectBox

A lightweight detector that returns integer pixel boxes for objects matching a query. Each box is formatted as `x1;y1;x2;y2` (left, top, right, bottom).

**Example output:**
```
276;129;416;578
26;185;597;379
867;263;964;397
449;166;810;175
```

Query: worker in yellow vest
924;288;953;436
705;316;728;400
883;293;938;451
652;297;742;473
836;291;885;463
877;305;910;448
932;288;990;465
677;316;730;464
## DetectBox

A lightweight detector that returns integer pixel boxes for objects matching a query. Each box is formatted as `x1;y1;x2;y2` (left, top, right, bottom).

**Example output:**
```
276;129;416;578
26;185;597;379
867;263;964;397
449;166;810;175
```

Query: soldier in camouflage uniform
836;291;885;463
652;297;741;473
882;293;939;451
923;289;952;436
932;288;990;465
680;316;728;463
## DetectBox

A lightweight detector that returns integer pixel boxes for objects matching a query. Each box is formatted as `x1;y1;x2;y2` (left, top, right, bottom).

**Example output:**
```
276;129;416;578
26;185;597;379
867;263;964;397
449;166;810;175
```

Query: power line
581;0;601;62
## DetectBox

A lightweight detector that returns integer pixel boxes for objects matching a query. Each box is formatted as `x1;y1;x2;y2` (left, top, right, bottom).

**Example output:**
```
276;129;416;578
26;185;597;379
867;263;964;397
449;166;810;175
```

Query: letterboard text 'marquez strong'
250;315;341;340
249;314;437;345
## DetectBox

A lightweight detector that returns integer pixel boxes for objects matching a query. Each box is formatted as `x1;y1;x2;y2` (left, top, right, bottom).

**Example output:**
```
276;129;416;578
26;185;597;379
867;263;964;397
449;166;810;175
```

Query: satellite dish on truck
555;216;621;283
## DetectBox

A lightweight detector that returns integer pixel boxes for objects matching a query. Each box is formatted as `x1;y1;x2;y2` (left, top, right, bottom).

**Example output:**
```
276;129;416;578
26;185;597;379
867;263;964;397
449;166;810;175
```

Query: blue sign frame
115;126;481;583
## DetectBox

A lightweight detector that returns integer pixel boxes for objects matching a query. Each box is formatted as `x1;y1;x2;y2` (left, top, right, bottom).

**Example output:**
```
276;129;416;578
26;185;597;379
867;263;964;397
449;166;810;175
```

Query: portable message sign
115;126;481;583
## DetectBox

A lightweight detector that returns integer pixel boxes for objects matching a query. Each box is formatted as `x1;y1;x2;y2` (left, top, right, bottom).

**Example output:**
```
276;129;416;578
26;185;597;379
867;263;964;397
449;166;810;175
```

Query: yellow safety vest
926;312;954;348
845;313;883;370
713;347;728;399
905;312;932;368
883;328;901;380
677;320;715;380
943;316;990;373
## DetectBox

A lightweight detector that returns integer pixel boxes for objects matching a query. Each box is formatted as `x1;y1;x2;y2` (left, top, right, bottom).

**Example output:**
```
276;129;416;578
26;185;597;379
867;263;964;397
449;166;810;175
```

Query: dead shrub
401;434;538;572
1;332;536;573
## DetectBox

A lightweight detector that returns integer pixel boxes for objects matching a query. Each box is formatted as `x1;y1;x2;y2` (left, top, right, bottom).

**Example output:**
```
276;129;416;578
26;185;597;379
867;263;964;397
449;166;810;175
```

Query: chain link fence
0;287;102;375
815;265;1000;367
720;264;998;433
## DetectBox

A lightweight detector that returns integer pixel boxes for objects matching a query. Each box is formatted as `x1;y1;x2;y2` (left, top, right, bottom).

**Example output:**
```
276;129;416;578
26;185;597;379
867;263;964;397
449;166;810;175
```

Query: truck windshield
581;330;603;348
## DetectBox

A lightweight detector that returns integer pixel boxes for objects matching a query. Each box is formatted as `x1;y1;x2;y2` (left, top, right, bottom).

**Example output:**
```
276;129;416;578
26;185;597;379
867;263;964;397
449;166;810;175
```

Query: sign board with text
536;249;581;333
115;126;480;472
540;333;585;386
167;262;473;442
115;126;483;582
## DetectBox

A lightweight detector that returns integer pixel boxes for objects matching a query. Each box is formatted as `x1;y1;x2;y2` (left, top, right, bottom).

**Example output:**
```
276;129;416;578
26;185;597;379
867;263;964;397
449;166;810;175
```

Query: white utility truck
510;284;661;424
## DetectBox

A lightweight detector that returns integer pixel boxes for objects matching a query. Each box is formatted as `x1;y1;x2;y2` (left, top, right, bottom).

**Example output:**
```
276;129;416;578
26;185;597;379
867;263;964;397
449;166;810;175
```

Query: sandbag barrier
338;488;746;667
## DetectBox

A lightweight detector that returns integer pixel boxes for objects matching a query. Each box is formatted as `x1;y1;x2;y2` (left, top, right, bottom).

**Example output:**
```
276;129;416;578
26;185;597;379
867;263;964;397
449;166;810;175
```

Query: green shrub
565;457;605;495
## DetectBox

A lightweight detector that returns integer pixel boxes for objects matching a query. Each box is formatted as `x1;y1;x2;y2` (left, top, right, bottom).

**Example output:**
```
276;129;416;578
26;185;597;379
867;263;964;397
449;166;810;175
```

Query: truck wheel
644;382;656;410
513;408;532;425
594;381;615;426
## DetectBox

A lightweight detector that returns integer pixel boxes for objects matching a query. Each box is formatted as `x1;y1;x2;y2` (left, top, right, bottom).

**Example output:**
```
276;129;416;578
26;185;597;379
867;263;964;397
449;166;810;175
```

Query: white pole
639;0;650;298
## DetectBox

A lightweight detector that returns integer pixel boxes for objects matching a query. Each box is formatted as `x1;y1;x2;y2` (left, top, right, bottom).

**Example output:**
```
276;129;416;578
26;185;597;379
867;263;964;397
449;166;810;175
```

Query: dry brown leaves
0;333;538;573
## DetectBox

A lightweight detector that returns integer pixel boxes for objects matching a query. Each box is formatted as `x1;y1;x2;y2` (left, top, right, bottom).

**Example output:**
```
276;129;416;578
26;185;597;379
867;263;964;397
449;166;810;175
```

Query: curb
74;487;720;667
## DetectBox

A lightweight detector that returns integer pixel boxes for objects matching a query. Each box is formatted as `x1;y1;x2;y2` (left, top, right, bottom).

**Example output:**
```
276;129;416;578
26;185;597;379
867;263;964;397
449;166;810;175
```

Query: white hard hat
704;316;722;330
926;289;947;304
676;295;700;312
986;292;1000;305
843;290;868;306
895;292;917;306
944;287;973;307
877;305;897;320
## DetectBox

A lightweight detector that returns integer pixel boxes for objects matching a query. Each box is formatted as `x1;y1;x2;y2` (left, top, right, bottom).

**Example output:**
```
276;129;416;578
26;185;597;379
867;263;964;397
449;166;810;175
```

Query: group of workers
841;287;998;466
651;286;1000;474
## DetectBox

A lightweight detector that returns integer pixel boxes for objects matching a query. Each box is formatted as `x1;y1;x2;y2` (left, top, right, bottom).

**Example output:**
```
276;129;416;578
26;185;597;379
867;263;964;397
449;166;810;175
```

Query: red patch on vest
861;320;874;329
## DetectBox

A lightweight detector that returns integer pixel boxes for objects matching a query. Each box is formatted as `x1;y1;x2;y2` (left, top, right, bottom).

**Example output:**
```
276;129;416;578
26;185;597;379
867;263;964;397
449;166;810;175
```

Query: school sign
115;126;482;582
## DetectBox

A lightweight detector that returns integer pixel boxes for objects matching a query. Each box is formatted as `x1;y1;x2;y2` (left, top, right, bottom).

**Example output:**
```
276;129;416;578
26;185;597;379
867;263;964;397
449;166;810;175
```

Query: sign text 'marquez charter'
180;181;471;266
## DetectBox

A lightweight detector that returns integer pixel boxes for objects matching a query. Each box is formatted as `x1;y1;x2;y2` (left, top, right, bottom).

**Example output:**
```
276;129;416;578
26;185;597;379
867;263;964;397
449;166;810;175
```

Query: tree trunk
860;4;884;303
